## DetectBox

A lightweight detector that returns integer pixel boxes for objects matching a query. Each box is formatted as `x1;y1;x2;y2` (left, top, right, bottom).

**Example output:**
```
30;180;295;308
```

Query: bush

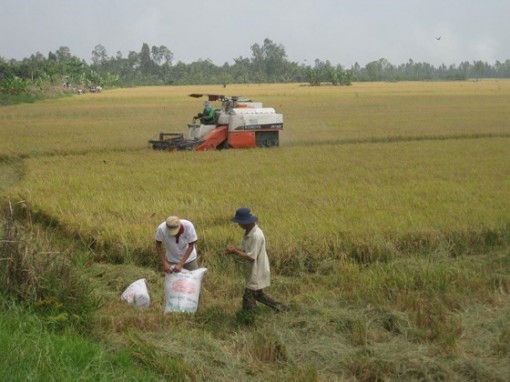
0;76;28;95
1;200;101;333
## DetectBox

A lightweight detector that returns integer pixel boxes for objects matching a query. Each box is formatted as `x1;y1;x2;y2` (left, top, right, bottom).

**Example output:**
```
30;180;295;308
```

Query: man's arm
226;245;254;262
156;240;173;273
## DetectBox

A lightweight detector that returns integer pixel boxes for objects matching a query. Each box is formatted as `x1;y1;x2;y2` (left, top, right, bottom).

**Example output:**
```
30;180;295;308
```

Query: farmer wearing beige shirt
227;208;289;312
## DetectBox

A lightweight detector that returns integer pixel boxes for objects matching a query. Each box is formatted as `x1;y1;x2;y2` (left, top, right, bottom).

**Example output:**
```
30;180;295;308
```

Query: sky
1;0;509;68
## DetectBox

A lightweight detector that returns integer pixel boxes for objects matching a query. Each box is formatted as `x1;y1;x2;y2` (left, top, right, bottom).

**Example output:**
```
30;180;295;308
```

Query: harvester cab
148;93;283;151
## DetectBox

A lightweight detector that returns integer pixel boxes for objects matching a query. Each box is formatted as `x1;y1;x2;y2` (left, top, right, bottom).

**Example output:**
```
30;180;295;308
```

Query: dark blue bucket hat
231;208;258;224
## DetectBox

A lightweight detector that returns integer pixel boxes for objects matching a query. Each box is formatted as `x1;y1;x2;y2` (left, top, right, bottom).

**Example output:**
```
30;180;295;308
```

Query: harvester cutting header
149;93;283;151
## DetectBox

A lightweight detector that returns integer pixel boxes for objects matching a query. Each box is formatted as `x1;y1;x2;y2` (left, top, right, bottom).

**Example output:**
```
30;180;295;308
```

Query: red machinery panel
196;126;228;151
228;131;256;148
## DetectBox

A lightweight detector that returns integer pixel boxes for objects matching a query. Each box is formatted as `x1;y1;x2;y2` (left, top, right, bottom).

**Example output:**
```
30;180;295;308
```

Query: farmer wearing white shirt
155;216;198;273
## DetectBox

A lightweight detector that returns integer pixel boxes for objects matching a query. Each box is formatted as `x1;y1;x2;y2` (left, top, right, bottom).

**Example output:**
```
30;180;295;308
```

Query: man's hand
173;263;183;273
226;246;254;262
163;261;174;274
226;246;238;255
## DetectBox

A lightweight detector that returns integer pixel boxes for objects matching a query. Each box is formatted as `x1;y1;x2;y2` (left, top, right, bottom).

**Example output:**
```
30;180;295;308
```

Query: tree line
2;38;510;102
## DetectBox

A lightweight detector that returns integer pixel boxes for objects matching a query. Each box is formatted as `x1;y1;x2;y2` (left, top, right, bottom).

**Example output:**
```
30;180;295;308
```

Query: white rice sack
164;268;207;313
121;278;151;308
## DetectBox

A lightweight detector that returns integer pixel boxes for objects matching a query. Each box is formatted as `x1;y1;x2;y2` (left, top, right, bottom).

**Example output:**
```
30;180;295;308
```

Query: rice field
1;81;509;157
1;81;510;381
3;81;509;265
9;137;508;266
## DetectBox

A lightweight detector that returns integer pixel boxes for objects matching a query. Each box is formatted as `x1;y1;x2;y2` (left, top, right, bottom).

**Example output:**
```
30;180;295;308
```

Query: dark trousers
242;288;288;312
171;259;199;271
183;259;198;271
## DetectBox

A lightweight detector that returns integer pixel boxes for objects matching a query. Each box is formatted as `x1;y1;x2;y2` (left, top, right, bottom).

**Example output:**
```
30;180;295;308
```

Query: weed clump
1;200;100;333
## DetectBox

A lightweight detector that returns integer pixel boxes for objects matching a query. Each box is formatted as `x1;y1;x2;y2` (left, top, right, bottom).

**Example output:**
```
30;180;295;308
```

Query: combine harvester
149;94;283;151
